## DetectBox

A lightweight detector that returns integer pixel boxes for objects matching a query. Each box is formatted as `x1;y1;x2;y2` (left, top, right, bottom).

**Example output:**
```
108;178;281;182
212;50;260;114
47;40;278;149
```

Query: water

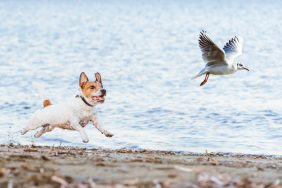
0;0;281;155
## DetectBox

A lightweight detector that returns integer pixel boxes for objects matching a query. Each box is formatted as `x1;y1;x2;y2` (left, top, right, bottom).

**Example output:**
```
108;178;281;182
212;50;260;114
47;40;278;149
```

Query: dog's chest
79;118;90;127
77;110;92;127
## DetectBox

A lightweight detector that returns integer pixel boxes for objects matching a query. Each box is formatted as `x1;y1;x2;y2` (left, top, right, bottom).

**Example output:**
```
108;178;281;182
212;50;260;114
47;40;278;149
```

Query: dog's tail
42;99;52;108
32;82;52;108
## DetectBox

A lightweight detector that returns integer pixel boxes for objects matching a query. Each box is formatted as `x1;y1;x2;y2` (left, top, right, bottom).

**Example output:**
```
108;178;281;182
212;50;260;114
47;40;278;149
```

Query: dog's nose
101;89;106;95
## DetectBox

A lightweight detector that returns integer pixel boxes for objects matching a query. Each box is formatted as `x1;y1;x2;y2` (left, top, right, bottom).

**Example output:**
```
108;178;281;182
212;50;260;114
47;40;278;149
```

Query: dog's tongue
92;96;105;101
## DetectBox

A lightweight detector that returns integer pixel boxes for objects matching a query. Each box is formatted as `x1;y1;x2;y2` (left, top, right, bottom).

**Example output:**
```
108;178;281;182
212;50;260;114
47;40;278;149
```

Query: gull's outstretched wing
199;31;226;66
223;36;243;62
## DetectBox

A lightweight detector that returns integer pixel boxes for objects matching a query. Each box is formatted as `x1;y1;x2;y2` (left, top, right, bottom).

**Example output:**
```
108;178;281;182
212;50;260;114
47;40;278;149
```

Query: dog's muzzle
92;89;106;103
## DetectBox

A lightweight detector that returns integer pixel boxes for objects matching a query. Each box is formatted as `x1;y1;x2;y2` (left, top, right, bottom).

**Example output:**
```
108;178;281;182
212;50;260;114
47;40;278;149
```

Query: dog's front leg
90;115;113;137
71;120;89;143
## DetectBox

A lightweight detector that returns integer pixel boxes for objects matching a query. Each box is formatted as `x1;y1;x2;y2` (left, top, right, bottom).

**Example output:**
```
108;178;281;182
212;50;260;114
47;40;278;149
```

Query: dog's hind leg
21;124;36;135
21;125;40;135
21;118;48;135
34;125;54;138
21;128;29;135
21;124;43;135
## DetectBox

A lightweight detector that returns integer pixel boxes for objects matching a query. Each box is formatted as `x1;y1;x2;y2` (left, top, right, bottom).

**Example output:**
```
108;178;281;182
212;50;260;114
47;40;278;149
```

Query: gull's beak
244;66;249;71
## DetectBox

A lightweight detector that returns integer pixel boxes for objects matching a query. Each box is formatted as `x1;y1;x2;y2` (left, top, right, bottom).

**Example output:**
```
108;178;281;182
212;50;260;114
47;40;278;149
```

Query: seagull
193;31;249;86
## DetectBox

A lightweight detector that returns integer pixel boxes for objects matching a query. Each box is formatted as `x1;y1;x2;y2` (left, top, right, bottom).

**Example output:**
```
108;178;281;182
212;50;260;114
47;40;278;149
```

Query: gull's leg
200;73;210;86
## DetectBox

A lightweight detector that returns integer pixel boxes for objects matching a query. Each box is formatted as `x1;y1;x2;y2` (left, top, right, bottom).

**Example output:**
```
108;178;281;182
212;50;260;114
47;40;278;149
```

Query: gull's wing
223;36;243;62
199;31;226;66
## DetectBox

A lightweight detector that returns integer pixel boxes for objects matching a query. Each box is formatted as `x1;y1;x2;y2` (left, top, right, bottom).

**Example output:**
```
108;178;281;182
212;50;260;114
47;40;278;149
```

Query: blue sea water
0;0;281;155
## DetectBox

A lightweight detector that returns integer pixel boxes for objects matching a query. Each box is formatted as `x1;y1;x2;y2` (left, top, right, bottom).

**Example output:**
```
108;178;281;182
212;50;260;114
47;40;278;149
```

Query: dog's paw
21;129;28;135
82;139;89;143
34;132;42;138
103;131;113;137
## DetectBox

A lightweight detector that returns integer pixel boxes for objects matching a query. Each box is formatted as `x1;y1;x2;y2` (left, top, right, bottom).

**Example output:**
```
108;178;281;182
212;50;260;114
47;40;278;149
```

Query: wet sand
0;144;281;188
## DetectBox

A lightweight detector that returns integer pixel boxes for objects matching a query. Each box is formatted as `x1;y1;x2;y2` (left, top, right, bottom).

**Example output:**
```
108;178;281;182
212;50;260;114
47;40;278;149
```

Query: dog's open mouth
91;94;105;103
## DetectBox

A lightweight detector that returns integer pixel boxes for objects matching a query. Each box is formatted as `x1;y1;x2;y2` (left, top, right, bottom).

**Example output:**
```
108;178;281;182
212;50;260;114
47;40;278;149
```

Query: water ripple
0;0;281;155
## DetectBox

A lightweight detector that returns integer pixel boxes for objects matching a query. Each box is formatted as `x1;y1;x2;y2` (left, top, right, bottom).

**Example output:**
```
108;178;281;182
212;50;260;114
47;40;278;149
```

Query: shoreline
4;143;281;158
0;144;281;187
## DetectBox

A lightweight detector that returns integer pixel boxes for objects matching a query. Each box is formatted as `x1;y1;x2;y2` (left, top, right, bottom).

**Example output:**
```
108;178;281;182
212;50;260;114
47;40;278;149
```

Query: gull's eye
89;86;95;89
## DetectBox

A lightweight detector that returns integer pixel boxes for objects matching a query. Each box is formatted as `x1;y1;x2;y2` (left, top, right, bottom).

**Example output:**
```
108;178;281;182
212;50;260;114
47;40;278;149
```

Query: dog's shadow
39;137;72;144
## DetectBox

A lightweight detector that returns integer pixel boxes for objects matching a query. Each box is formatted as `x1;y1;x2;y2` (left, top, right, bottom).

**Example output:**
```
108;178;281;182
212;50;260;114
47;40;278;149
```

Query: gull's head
237;63;249;71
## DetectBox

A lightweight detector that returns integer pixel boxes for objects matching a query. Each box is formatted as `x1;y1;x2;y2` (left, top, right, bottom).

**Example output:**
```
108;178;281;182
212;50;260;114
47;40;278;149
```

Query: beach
0;144;281;188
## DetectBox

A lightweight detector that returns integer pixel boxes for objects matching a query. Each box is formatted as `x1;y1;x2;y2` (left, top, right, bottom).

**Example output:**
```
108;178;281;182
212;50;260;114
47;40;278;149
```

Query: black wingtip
200;30;207;35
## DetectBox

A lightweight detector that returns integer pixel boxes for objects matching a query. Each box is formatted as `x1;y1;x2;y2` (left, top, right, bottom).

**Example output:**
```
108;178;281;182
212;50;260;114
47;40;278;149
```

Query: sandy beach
0;144;281;188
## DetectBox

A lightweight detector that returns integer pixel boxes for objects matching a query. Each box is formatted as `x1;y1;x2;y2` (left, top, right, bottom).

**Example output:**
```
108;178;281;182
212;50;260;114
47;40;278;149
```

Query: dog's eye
89;86;95;89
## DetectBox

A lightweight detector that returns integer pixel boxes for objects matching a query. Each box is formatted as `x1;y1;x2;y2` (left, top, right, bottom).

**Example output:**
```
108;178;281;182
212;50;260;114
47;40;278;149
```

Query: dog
21;72;113;143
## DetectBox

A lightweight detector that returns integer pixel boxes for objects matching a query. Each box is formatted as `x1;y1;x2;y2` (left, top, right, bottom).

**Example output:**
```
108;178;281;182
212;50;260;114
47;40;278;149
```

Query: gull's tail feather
191;74;201;80
32;82;52;107
191;70;207;80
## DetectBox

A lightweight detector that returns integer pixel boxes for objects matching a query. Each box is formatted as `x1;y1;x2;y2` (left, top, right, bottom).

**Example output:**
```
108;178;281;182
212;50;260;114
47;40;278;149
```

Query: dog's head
79;72;106;104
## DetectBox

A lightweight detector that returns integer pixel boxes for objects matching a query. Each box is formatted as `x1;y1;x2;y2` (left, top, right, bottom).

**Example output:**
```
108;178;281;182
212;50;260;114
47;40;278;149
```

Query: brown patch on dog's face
79;72;106;103
81;81;103;97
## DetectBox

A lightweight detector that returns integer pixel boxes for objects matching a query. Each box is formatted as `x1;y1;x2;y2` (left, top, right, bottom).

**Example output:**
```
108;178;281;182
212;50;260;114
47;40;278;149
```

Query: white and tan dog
21;72;113;143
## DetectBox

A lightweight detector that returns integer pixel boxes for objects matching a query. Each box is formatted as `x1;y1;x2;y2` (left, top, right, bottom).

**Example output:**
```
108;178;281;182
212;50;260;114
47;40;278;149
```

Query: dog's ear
95;72;102;84
79;72;89;88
